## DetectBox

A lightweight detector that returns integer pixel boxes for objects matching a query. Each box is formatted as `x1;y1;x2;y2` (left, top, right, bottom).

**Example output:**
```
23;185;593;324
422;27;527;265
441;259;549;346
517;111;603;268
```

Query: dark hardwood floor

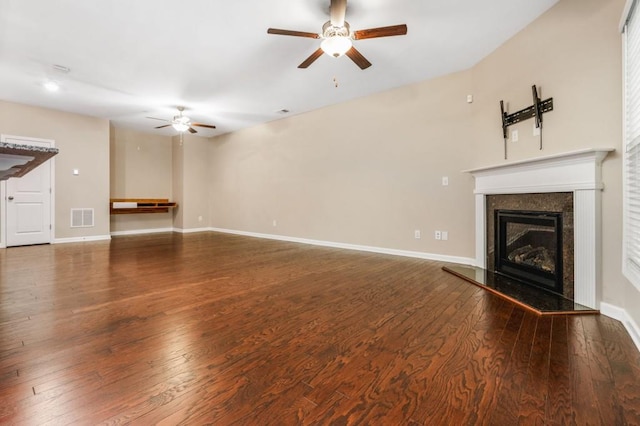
0;232;639;425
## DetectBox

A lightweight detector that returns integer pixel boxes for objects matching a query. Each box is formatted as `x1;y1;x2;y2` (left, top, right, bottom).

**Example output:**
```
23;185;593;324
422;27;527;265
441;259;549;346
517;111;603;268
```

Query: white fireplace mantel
465;148;614;309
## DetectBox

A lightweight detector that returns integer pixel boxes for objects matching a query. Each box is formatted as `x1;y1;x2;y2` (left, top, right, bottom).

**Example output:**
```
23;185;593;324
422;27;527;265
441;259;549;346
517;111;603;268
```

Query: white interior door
3;137;53;247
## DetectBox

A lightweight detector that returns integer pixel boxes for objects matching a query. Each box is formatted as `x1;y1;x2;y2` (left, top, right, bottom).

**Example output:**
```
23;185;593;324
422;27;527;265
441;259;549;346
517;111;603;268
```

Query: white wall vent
70;208;94;228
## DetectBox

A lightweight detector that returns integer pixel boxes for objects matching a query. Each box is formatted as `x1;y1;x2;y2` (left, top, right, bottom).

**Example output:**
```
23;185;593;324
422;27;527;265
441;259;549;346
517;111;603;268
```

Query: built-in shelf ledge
110;198;177;215
464;148;614;310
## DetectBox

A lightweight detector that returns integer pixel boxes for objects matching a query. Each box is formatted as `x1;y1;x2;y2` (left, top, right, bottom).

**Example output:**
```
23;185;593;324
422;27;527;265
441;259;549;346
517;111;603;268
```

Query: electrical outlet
272;219;277;227
442;176;449;186
441;231;448;241
435;230;442;240
511;129;519;142
414;230;421;239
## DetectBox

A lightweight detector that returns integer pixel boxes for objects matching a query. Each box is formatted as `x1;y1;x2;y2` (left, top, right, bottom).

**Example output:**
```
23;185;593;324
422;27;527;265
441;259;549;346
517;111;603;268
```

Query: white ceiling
0;0;559;138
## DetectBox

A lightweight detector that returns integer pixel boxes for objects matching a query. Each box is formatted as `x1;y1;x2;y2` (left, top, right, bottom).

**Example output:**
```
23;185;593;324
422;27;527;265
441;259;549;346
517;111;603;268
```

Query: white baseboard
110;227;174;236
600;302;640;352
54;235;111;244
106;225;475;265
173;227;211;234
209;227;476;266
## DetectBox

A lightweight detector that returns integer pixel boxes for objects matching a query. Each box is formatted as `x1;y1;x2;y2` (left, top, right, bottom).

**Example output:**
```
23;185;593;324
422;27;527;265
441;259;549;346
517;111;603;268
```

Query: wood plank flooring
0;232;639;425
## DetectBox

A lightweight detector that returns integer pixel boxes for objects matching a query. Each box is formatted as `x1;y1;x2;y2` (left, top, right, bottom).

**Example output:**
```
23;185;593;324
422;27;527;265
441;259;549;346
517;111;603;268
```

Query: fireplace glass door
495;210;563;294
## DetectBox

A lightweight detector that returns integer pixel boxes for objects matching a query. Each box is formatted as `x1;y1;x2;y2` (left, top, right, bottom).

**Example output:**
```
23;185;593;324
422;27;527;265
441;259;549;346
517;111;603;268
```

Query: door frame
0;135;56;248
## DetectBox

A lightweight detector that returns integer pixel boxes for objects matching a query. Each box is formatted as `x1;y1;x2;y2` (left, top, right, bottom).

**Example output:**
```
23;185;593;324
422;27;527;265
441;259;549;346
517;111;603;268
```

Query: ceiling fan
147;107;216;134
267;0;407;70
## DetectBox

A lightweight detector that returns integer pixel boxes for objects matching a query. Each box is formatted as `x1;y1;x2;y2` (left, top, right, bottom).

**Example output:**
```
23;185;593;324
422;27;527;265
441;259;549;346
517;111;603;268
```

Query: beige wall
172;135;184;230
171;134;210;231
0;99;110;240
209;69;476;257
110;127;174;233
179;134;210;230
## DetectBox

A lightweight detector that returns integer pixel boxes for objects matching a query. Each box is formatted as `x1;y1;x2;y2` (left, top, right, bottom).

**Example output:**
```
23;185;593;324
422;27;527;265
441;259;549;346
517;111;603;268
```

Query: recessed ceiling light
43;81;60;92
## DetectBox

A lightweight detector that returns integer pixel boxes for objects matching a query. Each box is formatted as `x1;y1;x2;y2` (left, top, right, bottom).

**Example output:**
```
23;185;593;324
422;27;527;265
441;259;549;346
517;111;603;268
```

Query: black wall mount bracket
499;85;553;159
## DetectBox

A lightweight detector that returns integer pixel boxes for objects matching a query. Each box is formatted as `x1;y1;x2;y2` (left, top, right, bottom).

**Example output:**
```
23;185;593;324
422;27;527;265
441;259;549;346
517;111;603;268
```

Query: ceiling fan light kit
321;35;352;58
172;122;190;132
267;0;407;69
171;115;191;132
320;21;352;57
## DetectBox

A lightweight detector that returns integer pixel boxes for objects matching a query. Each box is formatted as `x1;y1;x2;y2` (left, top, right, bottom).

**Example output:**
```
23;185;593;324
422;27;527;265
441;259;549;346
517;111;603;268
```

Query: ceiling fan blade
330;0;347;27
192;123;217;129
267;28;320;39
154;124;172;129
345;46;372;70
147;116;171;122
188;127;197;134
352;24;408;40
298;48;324;68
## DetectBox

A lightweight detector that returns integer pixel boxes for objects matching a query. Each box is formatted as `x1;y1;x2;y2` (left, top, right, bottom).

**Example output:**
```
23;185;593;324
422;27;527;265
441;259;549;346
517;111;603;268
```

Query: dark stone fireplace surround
486;193;574;299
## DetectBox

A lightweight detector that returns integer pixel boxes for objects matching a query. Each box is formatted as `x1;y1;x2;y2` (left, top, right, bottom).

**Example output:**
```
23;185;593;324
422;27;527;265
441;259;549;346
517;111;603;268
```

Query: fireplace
466;148;613;309
494;209;563;295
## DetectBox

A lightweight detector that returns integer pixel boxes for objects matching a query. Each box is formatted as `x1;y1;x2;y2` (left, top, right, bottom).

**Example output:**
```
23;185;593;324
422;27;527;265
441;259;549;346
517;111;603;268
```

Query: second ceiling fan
147;106;216;134
267;0;407;70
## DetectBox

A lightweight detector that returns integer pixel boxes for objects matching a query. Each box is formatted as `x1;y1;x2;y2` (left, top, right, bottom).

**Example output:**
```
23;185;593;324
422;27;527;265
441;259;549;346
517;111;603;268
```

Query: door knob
7;196;14;201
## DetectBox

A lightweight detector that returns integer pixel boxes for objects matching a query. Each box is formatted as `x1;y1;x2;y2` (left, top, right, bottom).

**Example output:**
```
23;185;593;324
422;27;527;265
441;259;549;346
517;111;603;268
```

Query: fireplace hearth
495;210;563;295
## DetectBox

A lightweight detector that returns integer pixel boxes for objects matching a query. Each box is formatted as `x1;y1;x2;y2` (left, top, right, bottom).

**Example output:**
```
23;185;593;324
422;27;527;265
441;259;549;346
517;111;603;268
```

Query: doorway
1;135;55;247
